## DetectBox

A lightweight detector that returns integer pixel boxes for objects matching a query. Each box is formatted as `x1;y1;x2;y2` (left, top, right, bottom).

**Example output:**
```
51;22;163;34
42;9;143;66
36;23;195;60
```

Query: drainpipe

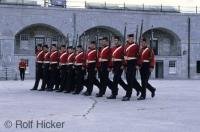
188;17;191;79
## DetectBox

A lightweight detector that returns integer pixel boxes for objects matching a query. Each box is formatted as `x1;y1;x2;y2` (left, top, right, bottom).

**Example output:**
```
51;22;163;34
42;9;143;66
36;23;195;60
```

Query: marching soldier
123;34;141;101
107;36;128;99
31;44;44;90
83;41;101;96
56;45;68;92
137;37;156;100
64;46;75;93
73;45;85;94
96;37;113;97
39;45;50;91
18;59;26;81
46;44;59;91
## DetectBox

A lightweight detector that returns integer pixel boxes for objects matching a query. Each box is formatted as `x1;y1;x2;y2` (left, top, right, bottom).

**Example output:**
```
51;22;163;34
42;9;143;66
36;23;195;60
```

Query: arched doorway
78;26;123;49
142;27;181;56
142;27;181;79
15;24;67;55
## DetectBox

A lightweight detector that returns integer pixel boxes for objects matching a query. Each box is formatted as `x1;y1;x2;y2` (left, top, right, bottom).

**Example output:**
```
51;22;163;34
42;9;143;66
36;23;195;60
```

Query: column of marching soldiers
30;34;156;101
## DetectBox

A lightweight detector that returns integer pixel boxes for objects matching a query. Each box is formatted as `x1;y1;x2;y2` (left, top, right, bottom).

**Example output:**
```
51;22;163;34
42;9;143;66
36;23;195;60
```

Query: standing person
107;36;128;100
18;59;26;81
96;37;113;97
73;45;85;95
137;37;156;100
83;41;101;96
31;44;44;90
56;45;68;92
39;45;50;91
46;44;59;91
64;46;75;93
123;34;141;101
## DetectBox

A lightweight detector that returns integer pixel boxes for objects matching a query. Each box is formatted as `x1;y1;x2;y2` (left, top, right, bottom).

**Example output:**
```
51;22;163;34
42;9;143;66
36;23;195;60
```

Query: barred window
20;34;29;41
169;61;176;74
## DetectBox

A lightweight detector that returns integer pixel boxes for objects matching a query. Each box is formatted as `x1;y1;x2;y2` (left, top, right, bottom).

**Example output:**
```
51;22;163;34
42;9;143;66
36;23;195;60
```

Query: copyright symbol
4;120;12;128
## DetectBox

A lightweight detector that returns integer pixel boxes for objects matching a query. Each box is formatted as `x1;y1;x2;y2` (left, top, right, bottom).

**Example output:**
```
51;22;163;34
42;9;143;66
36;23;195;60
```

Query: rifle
123;22;127;45
66;33;69;48
138;19;144;46
135;25;139;44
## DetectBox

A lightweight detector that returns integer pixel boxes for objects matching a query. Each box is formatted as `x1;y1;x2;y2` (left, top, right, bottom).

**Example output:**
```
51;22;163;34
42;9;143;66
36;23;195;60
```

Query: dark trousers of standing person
139;62;156;99
98;62;113;96
125;60;141;98
19;68;25;81
110;61;128;97
64;65;75;93
84;63;101;95
32;63;43;90
40;63;50;90
58;65;67;92
73;65;84;94
47;64;59;91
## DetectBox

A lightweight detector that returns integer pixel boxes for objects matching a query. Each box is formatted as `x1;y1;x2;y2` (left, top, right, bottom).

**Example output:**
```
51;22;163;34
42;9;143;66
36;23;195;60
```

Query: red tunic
74;52;85;66
86;49;97;63
138;47;155;68
124;42;139;60
19;62;26;69
43;52;50;63
36;50;44;63
99;46;111;62
67;53;75;65
59;51;68;65
50;50;59;64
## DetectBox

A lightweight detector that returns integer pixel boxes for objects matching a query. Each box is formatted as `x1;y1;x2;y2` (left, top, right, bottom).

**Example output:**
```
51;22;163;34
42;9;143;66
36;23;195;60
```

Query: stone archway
142;27;181;56
14;23;67;55
78;26;123;49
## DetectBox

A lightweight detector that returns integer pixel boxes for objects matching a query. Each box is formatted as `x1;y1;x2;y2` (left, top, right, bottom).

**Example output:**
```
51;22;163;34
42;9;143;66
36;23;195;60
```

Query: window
197;61;200;73
52;36;58;41
169;61;176;74
20;34;29;41
150;39;158;55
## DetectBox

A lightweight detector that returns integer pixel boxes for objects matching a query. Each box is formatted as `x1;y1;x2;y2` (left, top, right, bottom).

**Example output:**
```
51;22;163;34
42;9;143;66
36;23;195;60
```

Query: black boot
96;93;103;97
83;91;91;96
107;95;116;99
30;87;37;90
151;88;156;98
38;88;45;91
122;96;130;101
137;96;145;100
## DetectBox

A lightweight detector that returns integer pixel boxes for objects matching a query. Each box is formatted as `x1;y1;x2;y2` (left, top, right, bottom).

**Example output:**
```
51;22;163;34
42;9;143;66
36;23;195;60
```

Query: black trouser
98;62;113;95
33;63;43;89
19;68;25;81
65;65;75;92
59;65;67;91
85;63;101;95
41;63;50;90
111;61;128;96
74;65;85;93
48;64;59;90
140;62;155;98
125;60;141;97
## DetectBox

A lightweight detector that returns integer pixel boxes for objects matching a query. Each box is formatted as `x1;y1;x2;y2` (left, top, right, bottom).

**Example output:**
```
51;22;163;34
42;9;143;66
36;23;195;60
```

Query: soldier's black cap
42;44;48;48
77;45;82;48
114;36;120;40
90;41;96;44
61;45;66;48
142;37;147;42
67;46;73;49
51;44;57;47
102;37;108;41
37;44;42;47
128;34;134;37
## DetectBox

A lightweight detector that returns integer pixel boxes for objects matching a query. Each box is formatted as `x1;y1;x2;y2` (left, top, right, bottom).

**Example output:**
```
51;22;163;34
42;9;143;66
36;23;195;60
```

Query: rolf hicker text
15;120;65;129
